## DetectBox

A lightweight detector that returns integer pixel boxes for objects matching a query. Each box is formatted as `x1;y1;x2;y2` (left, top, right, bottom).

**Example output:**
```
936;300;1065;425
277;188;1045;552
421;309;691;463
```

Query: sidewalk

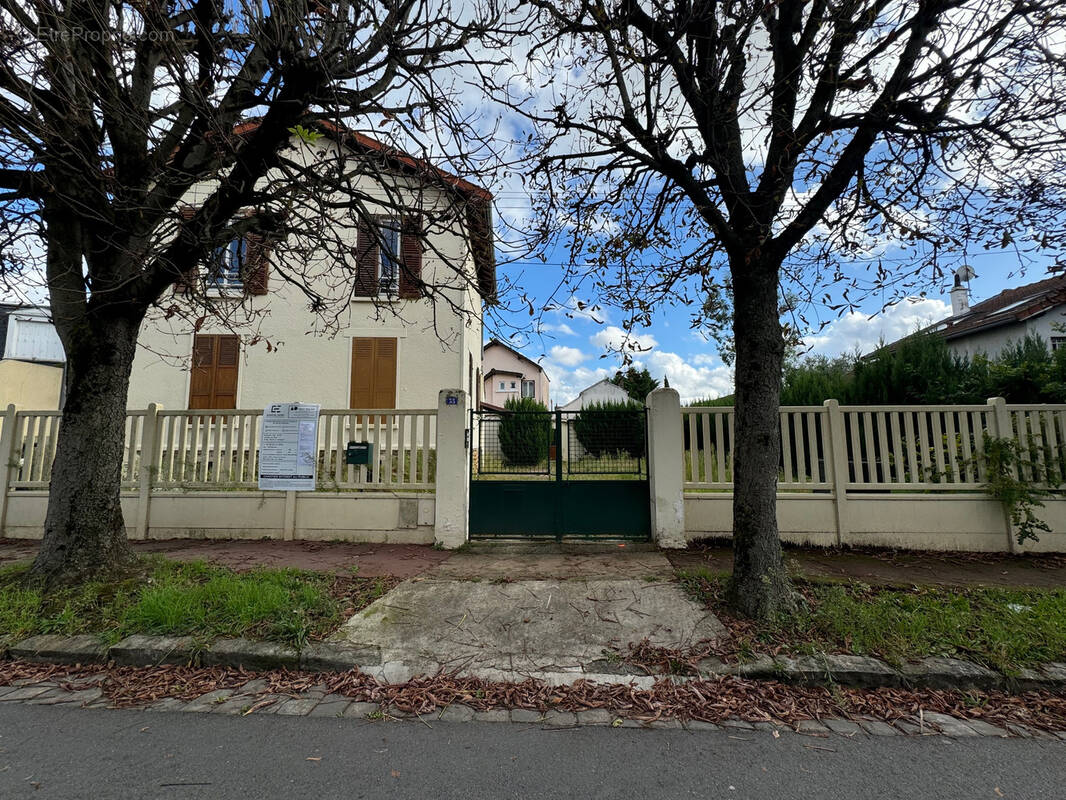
3;537;1064;587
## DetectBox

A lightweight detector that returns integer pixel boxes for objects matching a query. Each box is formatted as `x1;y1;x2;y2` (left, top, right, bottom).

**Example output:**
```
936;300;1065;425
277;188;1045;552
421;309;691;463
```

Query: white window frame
521;380;536;398
207;236;247;294
377;217;401;296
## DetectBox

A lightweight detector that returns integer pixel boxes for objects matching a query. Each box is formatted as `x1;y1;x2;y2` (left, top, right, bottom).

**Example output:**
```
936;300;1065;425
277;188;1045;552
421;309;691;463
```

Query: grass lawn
678;567;1066;675
0;558;396;651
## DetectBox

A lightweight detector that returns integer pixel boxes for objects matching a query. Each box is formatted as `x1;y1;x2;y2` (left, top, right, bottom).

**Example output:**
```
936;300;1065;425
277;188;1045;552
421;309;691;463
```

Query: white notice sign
258;403;321;491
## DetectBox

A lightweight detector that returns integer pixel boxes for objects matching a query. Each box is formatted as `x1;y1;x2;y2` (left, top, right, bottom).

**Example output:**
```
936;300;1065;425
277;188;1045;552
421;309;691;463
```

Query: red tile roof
934;273;1066;341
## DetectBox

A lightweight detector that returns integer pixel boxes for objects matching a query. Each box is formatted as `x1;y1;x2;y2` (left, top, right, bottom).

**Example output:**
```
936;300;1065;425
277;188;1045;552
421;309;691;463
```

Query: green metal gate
469;407;651;540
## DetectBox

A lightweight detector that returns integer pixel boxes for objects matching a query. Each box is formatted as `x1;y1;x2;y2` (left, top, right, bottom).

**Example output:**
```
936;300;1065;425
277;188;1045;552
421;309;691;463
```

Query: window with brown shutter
174;207;271;297
353;214;422;299
399;214;423;299
350;337;397;413
189;334;240;409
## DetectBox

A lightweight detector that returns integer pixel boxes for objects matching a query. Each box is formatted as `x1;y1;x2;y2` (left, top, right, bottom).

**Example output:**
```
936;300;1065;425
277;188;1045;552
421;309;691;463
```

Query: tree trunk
726;257;795;618
30;311;144;584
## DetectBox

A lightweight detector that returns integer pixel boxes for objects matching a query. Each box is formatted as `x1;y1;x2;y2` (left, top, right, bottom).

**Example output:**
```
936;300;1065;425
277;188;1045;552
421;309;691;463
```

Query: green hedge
573;400;645;458
498;396;551;466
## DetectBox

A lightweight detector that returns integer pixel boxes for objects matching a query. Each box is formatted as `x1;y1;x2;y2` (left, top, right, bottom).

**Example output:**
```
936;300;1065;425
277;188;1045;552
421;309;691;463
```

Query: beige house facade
127;129;494;413
480;339;551;409
0;305;65;409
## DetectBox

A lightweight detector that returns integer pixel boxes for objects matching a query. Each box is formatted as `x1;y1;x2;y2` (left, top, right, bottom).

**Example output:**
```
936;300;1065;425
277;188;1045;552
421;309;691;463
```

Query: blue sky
487;248;1058;408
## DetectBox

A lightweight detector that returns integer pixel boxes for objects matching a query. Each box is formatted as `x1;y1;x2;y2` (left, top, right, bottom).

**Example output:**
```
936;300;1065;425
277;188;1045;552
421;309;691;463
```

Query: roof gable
935;274;1066;341
483;339;549;379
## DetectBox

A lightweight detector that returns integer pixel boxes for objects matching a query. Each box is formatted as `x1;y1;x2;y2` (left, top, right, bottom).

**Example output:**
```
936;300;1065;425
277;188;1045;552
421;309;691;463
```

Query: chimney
950;273;969;316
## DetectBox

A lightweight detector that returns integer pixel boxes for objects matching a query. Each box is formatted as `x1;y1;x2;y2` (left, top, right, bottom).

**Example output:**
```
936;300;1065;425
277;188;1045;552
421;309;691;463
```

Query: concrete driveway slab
332;577;727;675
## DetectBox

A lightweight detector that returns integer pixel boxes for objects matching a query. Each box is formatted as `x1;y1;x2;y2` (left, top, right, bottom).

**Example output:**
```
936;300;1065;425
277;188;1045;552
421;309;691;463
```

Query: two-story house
126;126;495;412
480;339;551;409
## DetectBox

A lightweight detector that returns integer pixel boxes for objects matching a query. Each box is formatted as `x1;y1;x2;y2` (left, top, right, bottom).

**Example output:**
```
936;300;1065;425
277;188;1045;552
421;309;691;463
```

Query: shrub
498;396;551;466
573;400;645;458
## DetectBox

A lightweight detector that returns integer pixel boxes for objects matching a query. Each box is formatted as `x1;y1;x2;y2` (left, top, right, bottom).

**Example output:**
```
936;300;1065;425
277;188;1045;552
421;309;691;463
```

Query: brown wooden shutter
189;335;216;409
398;214;423;299
350;337;375;408
243;233;271;296
213;335;240;409
175;207;200;294
188;334;240;409
371;338;397;409
350;337;397;414
353;218;379;297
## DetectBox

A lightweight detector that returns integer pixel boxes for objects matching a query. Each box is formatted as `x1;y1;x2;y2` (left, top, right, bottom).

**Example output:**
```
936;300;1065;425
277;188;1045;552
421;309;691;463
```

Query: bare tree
491;0;1066;616
0;0;506;583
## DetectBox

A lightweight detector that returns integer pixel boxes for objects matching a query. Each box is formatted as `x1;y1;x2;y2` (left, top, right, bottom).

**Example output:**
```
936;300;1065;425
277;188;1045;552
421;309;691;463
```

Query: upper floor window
209;237;248;292
521;380;536;398
175;208;270;297
354;214;423;299
378;218;401;295
1052;336;1066;352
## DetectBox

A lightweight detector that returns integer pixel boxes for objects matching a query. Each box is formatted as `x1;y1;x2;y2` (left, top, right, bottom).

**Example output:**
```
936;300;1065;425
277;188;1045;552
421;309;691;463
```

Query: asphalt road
0;704;1063;799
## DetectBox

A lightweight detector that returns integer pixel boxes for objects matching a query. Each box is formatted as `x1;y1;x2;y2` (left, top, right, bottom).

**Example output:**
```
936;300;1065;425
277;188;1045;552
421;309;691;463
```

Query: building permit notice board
258;403;321;491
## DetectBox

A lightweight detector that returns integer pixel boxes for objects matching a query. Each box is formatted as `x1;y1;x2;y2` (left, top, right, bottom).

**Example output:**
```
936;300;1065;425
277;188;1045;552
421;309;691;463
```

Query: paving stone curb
700;653;1066;693
4;635;1066;698
200;639;300;671
9;634;109;665
109;635;198;667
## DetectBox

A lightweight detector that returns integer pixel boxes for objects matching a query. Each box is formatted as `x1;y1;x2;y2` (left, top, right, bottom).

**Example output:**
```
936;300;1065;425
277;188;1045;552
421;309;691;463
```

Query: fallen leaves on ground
2;659;1064;733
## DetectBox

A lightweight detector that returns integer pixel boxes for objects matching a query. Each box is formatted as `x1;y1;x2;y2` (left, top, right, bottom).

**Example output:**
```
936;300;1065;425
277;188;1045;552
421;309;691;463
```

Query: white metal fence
2;405;437;492
682;398;1066;492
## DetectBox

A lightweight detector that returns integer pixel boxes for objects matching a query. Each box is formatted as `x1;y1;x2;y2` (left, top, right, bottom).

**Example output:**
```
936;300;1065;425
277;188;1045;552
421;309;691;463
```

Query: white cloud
540;322;576;336
549;364;614;407
638;351;734;404
690;353;721;367
803;298;950;358
588;325;657;353
549;345;587;367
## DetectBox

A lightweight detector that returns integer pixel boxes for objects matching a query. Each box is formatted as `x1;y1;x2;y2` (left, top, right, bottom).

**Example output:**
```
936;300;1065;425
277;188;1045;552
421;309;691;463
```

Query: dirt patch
669;544;1066;589
426;549;674;581
0;539;450;579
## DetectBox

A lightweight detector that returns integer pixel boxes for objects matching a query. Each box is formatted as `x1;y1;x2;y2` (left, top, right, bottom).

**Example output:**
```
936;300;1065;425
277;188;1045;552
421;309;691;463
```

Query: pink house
481;339;551;408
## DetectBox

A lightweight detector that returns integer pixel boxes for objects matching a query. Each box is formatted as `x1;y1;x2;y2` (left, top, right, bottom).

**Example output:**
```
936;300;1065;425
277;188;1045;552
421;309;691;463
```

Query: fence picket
781;412;794;484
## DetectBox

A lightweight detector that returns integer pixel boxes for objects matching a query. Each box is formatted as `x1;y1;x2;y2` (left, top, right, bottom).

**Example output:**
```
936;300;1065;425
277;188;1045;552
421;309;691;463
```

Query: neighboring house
557;378;630;411
0;305;65;409
127;126;495;412
481;339;551;408
903;272;1066;360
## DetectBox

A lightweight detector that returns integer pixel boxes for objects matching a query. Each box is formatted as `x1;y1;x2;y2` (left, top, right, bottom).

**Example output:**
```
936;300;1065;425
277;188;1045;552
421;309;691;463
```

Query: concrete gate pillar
647;387;685;548
434;388;469;548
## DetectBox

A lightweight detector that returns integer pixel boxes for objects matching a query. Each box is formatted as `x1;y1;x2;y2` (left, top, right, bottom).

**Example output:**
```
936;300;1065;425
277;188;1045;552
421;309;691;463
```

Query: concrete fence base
1;490;436;544
684;492;1066;553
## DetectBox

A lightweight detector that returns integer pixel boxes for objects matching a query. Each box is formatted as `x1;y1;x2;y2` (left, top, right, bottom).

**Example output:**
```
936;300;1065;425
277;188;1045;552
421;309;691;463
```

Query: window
208;237;248;291
350;337;397;411
189;335;239;409
354;214;422;299
521;380;535;398
499;381;506;390
175;208;270;297
378;218;401;295
1052;337;1066;352
510;381;517;389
